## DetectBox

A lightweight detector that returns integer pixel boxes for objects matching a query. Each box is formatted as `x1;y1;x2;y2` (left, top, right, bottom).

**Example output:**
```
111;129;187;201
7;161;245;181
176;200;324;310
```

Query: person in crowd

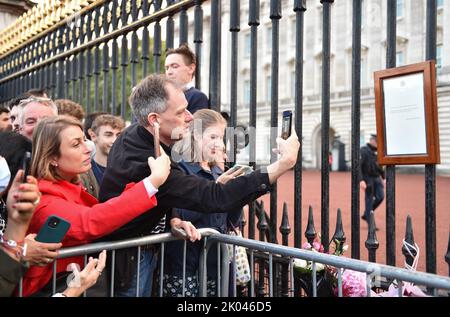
2;103;66;269
54;99;98;197
0;107;11;132
21;115;171;297
88;115;125;185
0;157;106;297
54;99;85;123
0;158;46;296
8;89;49;134
165;44;209;113
163;109;242;297
360;134;385;229
0;132;32;235
99;74;300;297
17;96;58;140
84;112;108;141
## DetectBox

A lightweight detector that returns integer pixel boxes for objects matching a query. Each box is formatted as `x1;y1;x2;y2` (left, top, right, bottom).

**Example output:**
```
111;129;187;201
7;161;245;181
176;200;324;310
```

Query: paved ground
244;170;450;276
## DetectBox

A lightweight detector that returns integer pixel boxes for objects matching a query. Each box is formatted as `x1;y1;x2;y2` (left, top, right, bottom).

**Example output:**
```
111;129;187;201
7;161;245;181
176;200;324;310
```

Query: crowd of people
0;44;300;297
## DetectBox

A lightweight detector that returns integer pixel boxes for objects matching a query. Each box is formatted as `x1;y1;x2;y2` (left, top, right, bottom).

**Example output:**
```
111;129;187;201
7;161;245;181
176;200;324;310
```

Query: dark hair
129;74;178;127
8;88;48;109
166;44;196;66
0;131;32;188
0;107;9;115
84;111;108;140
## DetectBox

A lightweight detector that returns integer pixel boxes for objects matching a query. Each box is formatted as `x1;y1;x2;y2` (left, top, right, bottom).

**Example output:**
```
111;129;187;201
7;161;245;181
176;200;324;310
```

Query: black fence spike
365;211;379;263
331;208;346;253
305;205;316;244
257;201;268;233
402;215;417;267
280;202;291;246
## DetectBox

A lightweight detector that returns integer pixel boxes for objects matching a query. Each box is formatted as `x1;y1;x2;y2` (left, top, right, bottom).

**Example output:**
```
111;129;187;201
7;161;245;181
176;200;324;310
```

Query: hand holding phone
35;215;71;243
281;110;293;140
21;151;31;183
228;164;253;176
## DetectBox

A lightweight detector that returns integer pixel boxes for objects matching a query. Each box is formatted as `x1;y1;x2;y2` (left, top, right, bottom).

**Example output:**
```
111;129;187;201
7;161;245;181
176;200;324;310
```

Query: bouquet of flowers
293;237;348;297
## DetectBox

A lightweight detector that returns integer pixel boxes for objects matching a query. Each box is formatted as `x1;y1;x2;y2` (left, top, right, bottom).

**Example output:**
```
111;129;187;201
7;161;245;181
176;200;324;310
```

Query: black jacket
360;144;385;182
98;124;272;289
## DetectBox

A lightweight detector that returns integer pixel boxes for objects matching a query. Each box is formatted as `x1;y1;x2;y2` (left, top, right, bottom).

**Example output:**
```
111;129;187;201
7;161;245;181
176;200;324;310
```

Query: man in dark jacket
360;134;385;227
99;74;300;297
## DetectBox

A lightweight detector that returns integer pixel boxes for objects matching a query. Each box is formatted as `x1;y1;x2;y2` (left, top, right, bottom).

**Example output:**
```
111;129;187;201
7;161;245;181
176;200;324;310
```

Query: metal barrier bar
312;261;317;297
110;249;115;297
337;268;342;297
269;253;273;297
205;231;450;291
216;239;221;297
159;242;165;297
182;240;187;297
136;246;141;297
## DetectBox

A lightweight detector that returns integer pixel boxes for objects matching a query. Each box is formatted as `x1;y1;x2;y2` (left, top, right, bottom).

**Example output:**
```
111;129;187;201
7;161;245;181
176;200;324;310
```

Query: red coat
22;179;157;297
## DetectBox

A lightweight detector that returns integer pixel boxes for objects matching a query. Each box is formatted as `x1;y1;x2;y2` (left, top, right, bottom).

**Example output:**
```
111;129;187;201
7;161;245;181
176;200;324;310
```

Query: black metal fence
0;0;449;278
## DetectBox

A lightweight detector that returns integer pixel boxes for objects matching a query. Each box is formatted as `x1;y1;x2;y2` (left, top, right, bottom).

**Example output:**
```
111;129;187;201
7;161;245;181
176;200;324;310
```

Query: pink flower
338;270;368;297
312;241;322;252
303;242;312;250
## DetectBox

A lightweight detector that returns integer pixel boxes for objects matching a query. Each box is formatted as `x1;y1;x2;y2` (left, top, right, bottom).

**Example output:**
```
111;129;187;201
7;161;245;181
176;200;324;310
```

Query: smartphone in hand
281;110;293;140
153;122;161;157
228;164;254;176
36;215;71;243
21;151;31;183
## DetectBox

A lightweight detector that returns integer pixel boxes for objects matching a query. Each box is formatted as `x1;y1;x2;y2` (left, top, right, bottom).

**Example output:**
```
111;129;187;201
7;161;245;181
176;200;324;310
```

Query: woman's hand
4;170;40;242
23;233;62;266
170;217;201;242
148;147;171;188
63;250;107;297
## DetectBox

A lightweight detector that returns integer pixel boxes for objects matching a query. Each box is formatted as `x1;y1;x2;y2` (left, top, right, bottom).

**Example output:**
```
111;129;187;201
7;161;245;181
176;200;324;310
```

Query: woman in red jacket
22;116;171;296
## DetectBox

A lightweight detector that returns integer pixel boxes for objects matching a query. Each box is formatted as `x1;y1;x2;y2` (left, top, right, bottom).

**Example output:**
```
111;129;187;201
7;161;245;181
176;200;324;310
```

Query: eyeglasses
17;96;55;108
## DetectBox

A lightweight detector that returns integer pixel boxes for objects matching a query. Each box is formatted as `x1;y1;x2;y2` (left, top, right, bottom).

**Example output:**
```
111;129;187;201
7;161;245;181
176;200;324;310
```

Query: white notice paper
382;73;427;156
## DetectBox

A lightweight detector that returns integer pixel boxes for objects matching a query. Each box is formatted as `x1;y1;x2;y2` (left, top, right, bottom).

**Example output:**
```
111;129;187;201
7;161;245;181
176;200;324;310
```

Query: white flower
316;263;325;271
293;259;308;269
343;245;349;252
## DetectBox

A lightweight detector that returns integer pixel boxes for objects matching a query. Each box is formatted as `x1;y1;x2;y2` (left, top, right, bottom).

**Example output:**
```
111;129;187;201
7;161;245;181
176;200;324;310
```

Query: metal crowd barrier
17;228;450;297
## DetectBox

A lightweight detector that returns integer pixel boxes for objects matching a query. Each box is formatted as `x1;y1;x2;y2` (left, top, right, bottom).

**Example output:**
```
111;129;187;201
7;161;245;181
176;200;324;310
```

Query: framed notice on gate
374;60;440;165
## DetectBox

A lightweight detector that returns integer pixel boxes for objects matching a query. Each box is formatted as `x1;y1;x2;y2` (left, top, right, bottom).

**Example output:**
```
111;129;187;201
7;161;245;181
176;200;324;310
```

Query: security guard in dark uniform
360;134;385;228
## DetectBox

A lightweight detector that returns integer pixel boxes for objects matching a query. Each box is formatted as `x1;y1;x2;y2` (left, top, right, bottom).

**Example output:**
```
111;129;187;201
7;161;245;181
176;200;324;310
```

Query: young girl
163;109;243;297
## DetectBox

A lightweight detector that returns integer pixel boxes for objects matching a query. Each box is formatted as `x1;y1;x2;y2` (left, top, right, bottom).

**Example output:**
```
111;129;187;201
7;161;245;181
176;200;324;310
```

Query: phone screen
281;110;292;140
154;122;161;157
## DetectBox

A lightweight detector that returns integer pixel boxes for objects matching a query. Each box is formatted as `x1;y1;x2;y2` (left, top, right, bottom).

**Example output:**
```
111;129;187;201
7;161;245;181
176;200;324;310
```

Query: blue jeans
115;249;158;297
363;177;385;219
